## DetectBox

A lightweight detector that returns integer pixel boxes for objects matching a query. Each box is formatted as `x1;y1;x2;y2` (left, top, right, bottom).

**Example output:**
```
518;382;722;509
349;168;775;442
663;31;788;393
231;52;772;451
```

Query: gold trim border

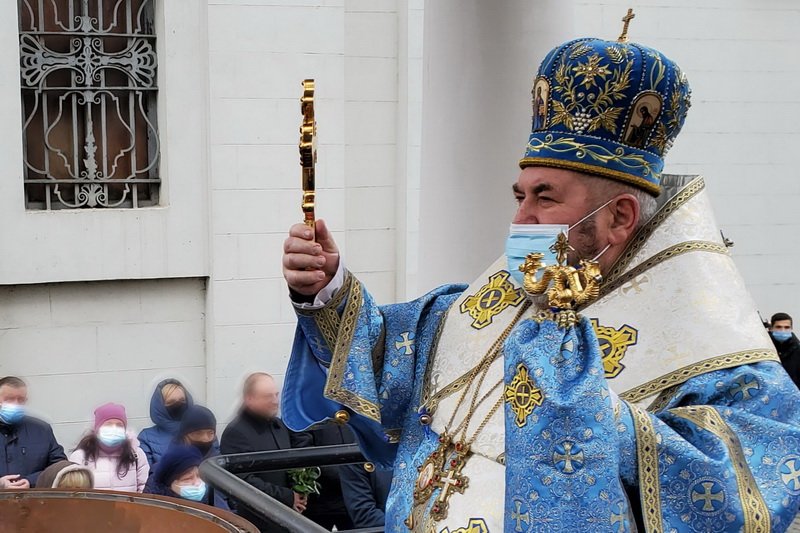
603;176;705;287
669;406;770;533
519;156;662;196
420;301;531;415
323;278;383;423
594;240;729;301
629;401;664;533
619;350;779;404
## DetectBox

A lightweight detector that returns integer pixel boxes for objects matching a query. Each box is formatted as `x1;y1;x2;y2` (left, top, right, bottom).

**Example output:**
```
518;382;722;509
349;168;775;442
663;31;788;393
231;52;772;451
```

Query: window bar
71;1;80;206
99;2;109;206
127;0;139;208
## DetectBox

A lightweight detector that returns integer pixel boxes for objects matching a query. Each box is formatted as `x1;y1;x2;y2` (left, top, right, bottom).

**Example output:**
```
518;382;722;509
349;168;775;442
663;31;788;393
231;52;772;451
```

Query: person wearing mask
220;372;311;533
138;379;192;474
144;405;221;494
146;445;228;509
339;463;392;528
304;421;355;530
176;405;220;459
69;402;149;492
35;460;94;489
0;376;66;489
770;312;800;387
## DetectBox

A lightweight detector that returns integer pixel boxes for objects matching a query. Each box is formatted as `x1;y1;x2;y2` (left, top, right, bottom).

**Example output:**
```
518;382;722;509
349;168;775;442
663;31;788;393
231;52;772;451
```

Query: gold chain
424;301;531;417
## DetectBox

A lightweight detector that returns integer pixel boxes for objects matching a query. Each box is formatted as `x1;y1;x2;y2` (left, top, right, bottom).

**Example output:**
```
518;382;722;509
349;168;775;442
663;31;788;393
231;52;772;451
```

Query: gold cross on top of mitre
618;8;636;42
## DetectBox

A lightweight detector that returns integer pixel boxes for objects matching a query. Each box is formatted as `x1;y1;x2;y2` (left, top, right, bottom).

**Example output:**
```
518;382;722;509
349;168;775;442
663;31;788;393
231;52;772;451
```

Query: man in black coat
0;376;66;488
304;421;355;530
770;312;800;388
220;373;311;533
340;463;392;528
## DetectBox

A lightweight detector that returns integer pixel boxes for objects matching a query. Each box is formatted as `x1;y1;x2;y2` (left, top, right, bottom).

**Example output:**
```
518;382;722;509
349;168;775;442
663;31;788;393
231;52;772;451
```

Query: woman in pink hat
69;403;149;493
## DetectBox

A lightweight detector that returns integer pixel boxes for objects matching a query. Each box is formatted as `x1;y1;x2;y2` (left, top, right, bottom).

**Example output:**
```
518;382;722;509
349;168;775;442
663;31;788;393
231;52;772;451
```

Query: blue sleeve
282;271;464;468
616;361;800;531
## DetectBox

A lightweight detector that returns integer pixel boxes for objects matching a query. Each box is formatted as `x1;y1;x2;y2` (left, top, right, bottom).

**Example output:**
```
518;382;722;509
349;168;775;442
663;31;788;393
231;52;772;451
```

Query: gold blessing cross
618;8;636;43
299;79;317;231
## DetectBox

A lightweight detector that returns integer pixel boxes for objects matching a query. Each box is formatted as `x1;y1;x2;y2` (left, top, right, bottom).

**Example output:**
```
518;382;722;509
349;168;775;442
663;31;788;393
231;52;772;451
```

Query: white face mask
505;198;614;284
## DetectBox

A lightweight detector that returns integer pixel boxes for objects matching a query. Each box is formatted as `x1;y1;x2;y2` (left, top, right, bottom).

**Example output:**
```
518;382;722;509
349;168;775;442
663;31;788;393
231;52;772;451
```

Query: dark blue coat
339;463;392;528
0;417;67;485
138;380;195;475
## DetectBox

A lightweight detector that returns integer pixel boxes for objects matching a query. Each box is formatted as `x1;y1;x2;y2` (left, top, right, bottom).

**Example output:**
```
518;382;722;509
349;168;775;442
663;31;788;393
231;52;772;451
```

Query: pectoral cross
430;453;469;522
618;8;636;43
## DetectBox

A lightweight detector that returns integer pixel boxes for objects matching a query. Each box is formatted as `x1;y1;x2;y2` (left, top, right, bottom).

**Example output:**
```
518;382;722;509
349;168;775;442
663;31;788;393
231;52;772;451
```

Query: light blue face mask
179;481;207;502
97;426;127;448
505;198;615;285
505;224;567;285
772;330;792;343
0;403;26;425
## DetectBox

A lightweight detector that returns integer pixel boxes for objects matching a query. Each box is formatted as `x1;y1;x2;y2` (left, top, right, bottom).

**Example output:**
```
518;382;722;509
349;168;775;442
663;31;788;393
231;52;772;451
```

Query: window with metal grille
19;0;159;210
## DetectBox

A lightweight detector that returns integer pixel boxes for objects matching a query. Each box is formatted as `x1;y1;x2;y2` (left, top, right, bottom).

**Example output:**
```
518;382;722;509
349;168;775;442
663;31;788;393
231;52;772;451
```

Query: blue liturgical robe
282;177;800;532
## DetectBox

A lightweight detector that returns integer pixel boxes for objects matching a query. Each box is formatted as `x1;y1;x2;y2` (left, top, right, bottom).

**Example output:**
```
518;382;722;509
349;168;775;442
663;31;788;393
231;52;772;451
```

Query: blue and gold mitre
520;37;691;195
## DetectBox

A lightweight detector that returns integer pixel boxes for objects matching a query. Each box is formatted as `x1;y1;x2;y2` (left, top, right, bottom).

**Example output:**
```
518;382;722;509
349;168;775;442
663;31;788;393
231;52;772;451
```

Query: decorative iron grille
19;0;159;209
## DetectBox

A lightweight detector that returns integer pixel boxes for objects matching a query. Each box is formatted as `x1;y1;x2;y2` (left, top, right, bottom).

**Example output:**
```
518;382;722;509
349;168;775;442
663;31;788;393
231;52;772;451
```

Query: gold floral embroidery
551;51;632;134
525;135;655;176
572;53;612;89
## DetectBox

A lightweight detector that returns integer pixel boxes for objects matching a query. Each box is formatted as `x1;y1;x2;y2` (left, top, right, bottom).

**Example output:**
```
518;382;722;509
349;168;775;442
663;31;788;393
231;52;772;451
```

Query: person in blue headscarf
138;379;193;478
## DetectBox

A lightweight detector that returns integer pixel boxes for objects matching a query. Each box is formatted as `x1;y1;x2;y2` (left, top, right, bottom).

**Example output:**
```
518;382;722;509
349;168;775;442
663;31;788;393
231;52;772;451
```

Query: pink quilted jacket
69;434;149;493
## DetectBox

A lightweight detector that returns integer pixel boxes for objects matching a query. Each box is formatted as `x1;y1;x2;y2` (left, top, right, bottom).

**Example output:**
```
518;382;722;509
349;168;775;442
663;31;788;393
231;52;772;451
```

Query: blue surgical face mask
505;198;615;285
179;481;207;502
505;224;567;285
0;403;26;425
97;426;127;448
772;330;792;343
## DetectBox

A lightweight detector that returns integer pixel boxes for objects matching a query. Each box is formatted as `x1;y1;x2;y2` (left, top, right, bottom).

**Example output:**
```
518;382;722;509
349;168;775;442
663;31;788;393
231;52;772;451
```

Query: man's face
513;167;626;268
0;385;27;406
244;376;280;419
772;319;793;332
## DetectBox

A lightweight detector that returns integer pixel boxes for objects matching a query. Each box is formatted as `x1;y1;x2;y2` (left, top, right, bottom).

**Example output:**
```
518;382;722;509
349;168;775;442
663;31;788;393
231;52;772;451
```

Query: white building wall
205;0;413;421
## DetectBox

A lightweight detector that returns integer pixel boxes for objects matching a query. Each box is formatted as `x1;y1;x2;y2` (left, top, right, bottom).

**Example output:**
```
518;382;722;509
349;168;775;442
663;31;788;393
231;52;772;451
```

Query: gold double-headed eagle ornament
519;232;603;328
299;79;317;231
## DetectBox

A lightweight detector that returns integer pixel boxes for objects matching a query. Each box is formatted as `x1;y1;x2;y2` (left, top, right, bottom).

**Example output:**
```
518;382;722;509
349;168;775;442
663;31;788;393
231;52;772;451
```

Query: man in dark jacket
339;463;392;528
220;373;311;533
770;312;800;388
304;421;355;530
0;376;66;488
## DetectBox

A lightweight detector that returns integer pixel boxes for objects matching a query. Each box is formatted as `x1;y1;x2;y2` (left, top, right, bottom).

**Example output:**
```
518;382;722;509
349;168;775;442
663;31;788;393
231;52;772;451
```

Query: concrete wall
0;278;207;447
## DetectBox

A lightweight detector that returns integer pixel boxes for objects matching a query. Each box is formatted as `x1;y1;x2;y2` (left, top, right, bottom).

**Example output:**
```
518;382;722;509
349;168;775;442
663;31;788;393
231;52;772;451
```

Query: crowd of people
0;372;390;532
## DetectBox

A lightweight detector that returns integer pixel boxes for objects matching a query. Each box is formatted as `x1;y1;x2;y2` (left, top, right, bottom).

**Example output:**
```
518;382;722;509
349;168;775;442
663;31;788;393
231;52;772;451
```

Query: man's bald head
242;372;280;419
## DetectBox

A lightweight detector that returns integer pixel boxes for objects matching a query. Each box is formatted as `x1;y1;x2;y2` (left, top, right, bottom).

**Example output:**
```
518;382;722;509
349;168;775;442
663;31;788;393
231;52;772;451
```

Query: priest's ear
606;194;640;246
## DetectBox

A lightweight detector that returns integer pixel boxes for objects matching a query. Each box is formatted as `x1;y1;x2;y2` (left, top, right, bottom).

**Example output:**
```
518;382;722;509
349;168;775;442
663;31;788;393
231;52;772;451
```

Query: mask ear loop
567;197;616;264
590;243;612;262
567;197;616;232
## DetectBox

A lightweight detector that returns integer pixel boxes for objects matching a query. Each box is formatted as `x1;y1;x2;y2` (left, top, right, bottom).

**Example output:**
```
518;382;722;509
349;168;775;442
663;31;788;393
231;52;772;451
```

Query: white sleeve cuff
293;259;346;310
